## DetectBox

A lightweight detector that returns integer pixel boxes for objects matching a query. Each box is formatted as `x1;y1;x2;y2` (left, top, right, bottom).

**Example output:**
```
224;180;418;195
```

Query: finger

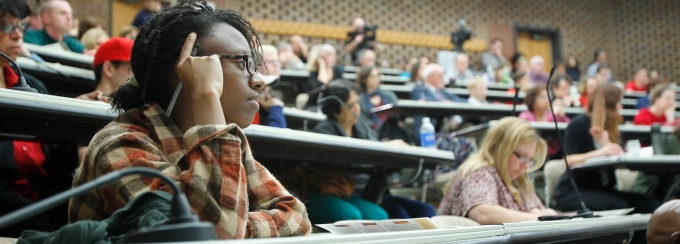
178;32;197;63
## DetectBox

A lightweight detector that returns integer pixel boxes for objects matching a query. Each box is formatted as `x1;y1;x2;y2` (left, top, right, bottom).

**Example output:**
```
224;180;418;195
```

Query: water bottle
420;117;436;148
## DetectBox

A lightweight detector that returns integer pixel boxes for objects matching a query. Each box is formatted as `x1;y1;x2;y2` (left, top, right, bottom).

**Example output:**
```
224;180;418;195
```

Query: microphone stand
0;167;216;242
545;66;594;219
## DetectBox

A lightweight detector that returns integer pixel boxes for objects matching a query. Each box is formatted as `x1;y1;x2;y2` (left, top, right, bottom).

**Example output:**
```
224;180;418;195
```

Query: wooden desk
24;43;93;70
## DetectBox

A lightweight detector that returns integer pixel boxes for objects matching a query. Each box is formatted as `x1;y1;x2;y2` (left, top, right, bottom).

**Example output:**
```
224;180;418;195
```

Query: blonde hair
261;44;278;58
80;28;110;50
467;76;487;91
307;44;335;72
447;117;547;205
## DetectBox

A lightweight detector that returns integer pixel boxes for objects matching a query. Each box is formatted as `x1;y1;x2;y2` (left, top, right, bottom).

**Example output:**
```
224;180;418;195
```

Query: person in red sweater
625;68;649;93
634;84;677;126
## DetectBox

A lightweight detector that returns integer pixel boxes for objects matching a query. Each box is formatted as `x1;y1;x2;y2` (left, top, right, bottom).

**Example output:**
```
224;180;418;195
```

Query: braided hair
110;0;262;111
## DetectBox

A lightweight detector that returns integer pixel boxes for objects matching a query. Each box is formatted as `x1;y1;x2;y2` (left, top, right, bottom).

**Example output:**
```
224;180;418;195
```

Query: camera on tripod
451;19;472;51
348;24;378;43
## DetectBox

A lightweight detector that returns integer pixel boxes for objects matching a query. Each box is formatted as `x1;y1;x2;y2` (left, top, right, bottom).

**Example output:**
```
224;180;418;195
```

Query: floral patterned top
438;166;544;217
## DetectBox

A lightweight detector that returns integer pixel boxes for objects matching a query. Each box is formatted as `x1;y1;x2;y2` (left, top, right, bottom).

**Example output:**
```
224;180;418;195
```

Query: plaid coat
69;103;311;239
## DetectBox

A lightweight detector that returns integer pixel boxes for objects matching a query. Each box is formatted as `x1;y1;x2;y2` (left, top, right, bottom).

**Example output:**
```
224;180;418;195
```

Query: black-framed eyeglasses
512;151;535;168
0;22;27;35
216;54;259;76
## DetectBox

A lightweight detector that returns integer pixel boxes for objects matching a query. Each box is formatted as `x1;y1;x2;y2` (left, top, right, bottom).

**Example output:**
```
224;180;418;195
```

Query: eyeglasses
0;22;27;35
512;151;535;168
216;54;259;76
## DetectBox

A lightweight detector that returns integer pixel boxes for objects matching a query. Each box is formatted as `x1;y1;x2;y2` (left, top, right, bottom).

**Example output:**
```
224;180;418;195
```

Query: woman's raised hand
175;32;224;99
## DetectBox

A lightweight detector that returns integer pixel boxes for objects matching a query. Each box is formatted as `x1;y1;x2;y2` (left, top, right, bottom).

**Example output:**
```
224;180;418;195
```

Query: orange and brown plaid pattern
68;103;311;239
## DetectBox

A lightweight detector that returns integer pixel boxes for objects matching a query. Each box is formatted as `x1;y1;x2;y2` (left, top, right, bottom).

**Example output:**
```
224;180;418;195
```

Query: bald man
648;200;680;244
23;0;84;53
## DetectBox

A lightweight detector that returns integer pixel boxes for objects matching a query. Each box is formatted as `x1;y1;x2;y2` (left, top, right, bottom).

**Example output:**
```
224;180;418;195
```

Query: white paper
316;218;439;235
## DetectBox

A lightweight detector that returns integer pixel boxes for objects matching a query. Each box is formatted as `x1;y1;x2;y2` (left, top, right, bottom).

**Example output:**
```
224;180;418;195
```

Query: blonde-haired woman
80;28;110;56
438;117;556;224
303;44;344;109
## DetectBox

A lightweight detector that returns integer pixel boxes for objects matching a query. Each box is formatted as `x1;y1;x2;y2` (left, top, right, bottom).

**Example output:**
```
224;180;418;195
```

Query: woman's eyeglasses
216;54;258;76
0;22;27;35
512;151;535;168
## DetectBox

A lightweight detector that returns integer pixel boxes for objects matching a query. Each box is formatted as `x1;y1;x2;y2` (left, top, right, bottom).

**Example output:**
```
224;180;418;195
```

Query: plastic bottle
420;117;436;148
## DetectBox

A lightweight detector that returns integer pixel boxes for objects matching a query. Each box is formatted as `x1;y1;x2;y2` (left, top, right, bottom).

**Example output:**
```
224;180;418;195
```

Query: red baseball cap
93;37;134;68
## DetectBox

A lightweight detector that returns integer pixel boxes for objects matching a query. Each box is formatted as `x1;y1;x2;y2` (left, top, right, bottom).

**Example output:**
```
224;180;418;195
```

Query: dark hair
511;71;527;82
510;52;524;73
646;78;661;94
549;74;572;91
0;0;31;19
593;50;602;61
524;85;546;112
110;0;261;111
94;61;125;85
320;80;358;117
356;65;378;92
78;17;106;39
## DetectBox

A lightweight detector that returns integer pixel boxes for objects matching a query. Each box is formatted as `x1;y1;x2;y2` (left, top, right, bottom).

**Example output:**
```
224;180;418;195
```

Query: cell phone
165;42;199;117
191;42;199;56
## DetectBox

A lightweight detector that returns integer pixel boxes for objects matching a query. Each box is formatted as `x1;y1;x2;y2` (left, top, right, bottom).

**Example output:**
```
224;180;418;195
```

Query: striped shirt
69;103;311;239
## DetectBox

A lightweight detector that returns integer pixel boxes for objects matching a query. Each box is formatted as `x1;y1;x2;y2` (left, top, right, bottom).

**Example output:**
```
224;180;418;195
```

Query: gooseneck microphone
545;66;594;219
0;52;37;93
0;167;216;242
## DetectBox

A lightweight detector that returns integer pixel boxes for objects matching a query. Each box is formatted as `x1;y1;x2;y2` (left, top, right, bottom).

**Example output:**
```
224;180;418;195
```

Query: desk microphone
0;167;216;242
546;66;594;219
0;52;37;93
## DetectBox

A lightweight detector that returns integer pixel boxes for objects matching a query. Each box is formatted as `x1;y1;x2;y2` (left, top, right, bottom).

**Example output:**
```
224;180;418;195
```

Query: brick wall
68;0;680;82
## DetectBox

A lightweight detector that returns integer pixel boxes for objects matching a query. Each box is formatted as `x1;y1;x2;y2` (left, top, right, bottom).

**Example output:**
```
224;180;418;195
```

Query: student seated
303;44;343;109
0;0;78;237
553;84;660;214
410;63;465;145
519;85;570;123
519;86;569;160
302;80;435;223
634;84;677;126
69;0;311;239
23;0;84;53
438;117;557;224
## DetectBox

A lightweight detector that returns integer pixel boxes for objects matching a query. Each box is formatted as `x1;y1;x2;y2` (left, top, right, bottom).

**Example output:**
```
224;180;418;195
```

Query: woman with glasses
438;117;557;224
69;0;311;239
0;0;78;237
